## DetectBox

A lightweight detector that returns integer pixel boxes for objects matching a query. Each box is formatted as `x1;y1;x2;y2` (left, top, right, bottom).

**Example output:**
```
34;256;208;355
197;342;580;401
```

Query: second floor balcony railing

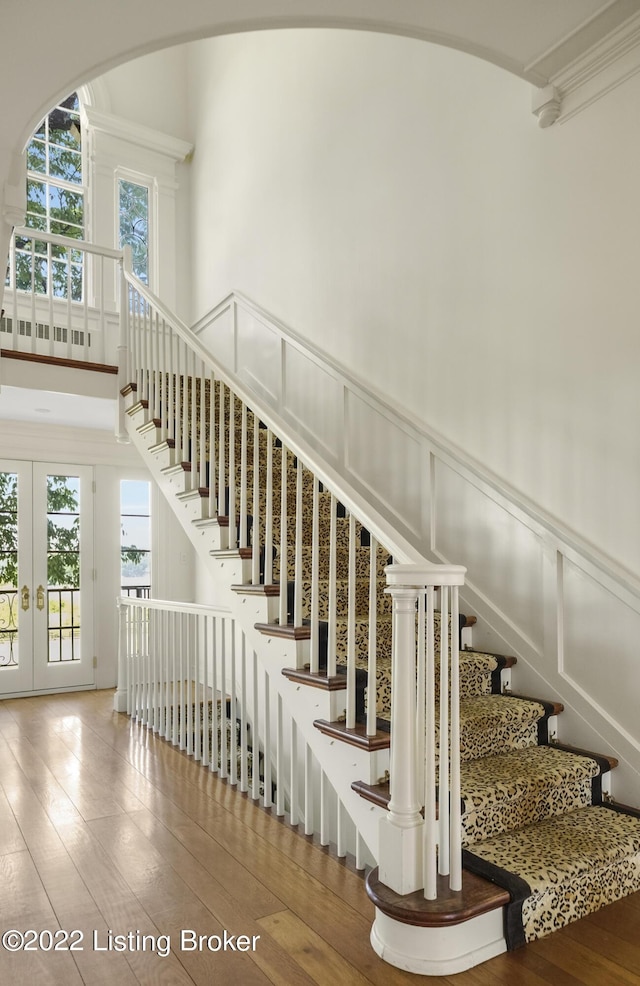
2;226;123;366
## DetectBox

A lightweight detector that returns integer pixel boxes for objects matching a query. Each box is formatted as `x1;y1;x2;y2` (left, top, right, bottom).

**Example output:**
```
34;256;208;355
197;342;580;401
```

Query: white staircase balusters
367;533;378;737
122;596;377;866
239;401;248;549
293;456;303;627
251;412;260;585
208;370;217;518
439;584;450;876
309;475;320;674
278;444;288;627
117;264;471;903
2;228;121;365
327;493;337;678
264;429;274;586
218;381;226;531
424;584;437;899
346;512;357;729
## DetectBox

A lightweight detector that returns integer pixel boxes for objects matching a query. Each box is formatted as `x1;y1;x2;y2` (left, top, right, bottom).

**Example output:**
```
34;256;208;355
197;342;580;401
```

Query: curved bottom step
465;803;640;947
366;867;508;976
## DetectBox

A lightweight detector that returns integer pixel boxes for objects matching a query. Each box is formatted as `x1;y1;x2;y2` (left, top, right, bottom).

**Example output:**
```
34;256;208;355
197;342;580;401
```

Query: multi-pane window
119;179;149;284
0;473;19;669
46;475;81;663
120;480;151;598
16;93;85;299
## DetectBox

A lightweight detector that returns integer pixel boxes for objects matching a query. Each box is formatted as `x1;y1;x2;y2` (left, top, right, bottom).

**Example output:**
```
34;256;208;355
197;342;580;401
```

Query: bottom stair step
464;803;640;947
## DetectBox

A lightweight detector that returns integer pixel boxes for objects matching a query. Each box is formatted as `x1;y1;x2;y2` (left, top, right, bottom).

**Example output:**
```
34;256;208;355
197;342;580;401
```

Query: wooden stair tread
366;867;510;928
313;719;390;751
351;778;389;808
351;739;618;810
508;692;564;716
232;583;281;597
258;624;310;641
282;667;346;690
211;546;252;560
126;399;148;415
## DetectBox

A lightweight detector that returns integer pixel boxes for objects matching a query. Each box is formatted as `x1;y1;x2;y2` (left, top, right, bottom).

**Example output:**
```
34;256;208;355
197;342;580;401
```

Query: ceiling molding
525;0;640;80
83;105;193;162
554;8;640;123
531;8;640;126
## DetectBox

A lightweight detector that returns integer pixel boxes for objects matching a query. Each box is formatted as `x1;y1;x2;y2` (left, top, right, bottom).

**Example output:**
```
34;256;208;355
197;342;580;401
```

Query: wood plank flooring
0;689;639;986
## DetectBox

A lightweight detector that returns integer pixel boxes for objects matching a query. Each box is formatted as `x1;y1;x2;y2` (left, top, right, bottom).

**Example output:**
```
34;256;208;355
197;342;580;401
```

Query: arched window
17;93;85;298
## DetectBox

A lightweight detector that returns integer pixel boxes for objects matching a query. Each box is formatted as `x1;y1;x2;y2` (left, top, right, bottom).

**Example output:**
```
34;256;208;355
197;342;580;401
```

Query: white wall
186;29;640;580
84;51;193;319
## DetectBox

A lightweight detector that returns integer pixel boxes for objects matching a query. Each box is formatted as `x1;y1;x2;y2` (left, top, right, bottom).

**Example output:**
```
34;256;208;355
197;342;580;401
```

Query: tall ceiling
2;0;639;154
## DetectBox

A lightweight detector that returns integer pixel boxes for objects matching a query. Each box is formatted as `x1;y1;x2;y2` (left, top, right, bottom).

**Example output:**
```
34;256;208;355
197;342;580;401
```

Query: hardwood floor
1;689;639;986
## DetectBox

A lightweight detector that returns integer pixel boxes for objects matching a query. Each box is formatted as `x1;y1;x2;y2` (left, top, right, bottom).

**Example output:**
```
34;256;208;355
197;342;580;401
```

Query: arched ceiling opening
3;0;639;154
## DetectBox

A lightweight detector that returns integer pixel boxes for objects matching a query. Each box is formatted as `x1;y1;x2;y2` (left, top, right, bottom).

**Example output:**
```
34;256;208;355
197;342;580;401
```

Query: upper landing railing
1;226;123;366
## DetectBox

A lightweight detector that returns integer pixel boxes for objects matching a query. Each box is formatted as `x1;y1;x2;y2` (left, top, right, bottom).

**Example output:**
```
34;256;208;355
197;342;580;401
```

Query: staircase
7;225;639;977
119;325;640;976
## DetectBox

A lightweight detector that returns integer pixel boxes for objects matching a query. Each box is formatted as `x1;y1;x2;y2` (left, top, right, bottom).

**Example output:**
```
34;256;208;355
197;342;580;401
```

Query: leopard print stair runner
460;745;602;845
464;804;640;947
162;379;640;950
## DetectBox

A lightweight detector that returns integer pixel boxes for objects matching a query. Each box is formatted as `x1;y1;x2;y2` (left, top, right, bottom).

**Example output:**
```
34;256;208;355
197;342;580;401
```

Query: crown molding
83;106;193;162
532;9;640;126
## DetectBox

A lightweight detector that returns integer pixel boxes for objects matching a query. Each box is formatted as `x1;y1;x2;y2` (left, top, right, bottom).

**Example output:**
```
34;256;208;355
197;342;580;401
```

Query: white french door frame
0;459;95;697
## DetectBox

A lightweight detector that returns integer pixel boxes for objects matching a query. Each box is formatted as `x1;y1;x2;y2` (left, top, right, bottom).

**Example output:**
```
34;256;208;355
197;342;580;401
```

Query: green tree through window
15;92;85;299
119;180;149;284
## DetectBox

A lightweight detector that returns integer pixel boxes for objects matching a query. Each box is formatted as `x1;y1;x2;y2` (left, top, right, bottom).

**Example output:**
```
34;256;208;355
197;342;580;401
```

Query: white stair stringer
124;401;387;865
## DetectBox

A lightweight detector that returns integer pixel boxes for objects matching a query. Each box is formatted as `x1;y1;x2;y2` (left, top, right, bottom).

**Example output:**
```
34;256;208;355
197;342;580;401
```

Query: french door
0;460;94;696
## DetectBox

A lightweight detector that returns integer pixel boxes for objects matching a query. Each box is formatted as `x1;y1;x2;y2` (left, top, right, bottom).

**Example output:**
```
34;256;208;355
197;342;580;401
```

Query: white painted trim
370;908;506;976
119;595;231;617
525;0;639;78
193;291;640;606
133;279;425;566
83;106;192;162
547;8;640;123
189;288;640;805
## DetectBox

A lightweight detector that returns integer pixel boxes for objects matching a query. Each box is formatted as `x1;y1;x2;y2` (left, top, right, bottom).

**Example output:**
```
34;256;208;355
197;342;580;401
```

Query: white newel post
113;598;128;712
378;582;424;894
379;563;466;899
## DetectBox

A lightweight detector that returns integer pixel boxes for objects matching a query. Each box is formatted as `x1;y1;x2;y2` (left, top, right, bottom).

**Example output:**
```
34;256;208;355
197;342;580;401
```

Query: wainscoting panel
434;461;545;652
345;389;423;536
563;557;640;747
236;305;280;404
283;343;343;462
194;302;235;373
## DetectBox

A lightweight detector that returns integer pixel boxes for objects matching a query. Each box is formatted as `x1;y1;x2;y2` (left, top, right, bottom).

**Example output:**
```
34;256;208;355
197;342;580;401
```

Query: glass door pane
0;461;34;695
46;474;81;664
33;463;94;691
0;472;19;668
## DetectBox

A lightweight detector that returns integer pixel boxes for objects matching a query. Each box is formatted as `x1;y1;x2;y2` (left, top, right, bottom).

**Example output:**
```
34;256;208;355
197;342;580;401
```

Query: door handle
21;585;30;611
37;585;45;611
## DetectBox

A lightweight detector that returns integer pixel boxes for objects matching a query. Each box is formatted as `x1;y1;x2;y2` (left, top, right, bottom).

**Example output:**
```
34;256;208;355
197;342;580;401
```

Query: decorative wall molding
533;10;640;125
531;85;562;128
83;105;193;162
192;289;640;800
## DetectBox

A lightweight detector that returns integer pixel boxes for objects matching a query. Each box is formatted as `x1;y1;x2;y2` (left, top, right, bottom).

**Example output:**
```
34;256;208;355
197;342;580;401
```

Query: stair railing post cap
385;562;466;588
